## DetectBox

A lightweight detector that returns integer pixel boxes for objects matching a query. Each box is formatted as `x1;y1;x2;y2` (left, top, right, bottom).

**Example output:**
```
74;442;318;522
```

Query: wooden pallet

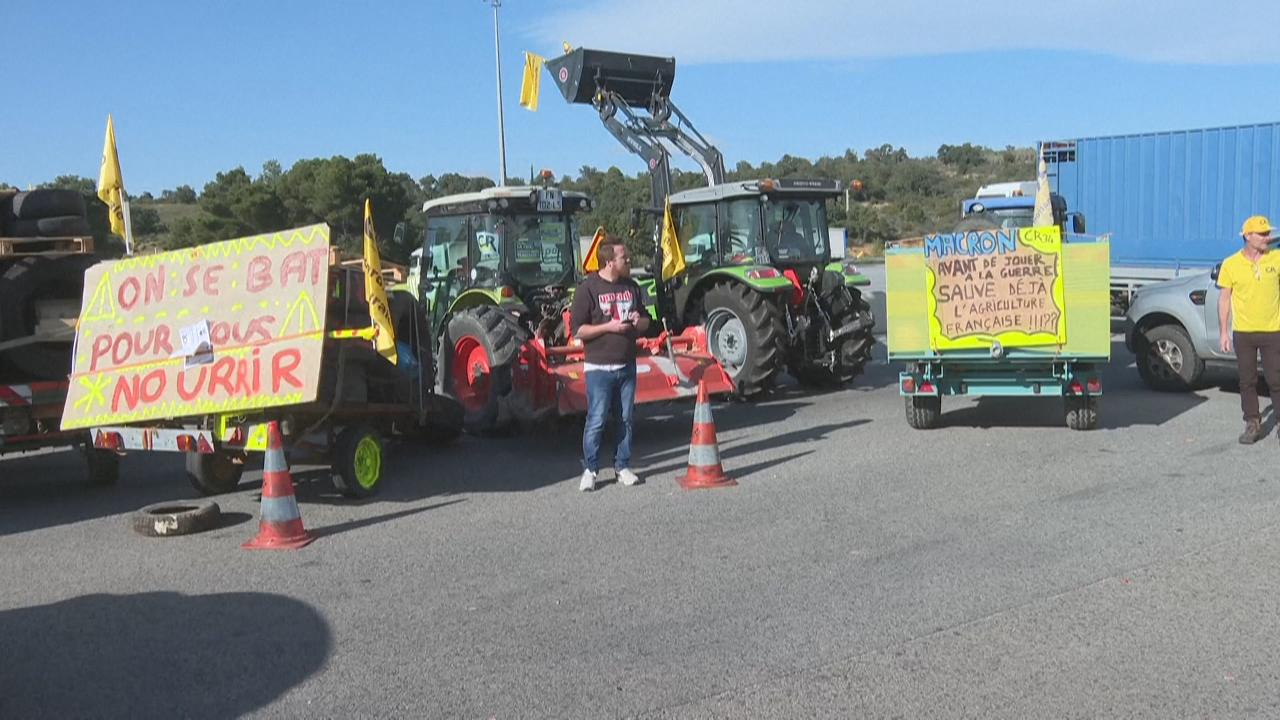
0;235;95;257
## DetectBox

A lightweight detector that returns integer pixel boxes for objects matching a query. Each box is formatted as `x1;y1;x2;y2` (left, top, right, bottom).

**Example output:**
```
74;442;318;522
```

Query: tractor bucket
545;47;675;107
511;326;733;418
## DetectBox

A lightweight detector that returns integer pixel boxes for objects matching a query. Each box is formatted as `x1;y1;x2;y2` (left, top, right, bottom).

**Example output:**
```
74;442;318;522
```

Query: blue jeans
582;363;637;473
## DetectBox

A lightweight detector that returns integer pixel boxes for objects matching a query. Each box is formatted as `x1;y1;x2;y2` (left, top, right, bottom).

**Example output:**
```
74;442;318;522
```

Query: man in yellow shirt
1217;215;1280;443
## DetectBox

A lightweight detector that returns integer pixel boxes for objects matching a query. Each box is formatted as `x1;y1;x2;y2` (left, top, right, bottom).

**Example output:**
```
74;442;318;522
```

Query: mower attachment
545;47;675;107
512;326;733;417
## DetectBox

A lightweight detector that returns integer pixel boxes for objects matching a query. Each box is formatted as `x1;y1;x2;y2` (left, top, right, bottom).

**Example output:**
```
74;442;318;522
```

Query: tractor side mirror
1070;213;1086;235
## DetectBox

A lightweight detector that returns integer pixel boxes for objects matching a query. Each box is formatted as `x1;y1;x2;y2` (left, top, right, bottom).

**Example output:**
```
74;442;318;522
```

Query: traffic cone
676;381;737;490
242;421;316;550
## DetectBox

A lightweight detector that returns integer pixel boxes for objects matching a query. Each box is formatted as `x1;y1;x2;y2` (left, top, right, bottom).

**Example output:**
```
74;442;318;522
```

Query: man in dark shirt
569;237;650;491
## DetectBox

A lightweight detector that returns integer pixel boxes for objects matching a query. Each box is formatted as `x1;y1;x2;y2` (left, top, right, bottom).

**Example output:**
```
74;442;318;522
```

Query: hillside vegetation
4;142;1036;265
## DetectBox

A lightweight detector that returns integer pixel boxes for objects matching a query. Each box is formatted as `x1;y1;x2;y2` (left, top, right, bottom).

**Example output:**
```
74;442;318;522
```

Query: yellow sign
924;225;1066;350
363;199;397;364
520;51;545;111
582;226;606;272
60;224;332;430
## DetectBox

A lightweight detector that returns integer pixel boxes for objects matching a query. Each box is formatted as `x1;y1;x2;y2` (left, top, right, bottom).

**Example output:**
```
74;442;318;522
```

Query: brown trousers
1234;330;1280;422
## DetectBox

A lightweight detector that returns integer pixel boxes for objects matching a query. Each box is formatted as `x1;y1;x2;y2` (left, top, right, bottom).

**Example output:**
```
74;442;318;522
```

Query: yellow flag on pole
1033;143;1054;229
98;115;126;239
520;51;545;111
659;197;687;282
362;199;398;365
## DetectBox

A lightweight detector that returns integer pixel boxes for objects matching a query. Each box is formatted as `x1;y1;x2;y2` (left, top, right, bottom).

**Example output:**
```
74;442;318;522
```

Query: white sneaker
579;469;598;492
617;468;641;486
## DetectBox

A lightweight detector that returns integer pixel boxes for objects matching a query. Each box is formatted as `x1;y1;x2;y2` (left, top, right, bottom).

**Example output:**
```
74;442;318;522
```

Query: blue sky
4;0;1279;195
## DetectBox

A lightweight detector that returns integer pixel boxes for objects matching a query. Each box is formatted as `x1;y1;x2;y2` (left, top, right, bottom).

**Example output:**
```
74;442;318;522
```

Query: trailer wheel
1065;396;1099;431
905;395;941;429
186;450;245;496
333;425;384;499
85;447;119;487
131;500;221;537
1134;323;1203;392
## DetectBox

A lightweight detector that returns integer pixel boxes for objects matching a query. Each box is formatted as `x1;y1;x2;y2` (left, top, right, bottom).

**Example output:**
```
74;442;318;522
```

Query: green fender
446;287;525;316
825;260;871;288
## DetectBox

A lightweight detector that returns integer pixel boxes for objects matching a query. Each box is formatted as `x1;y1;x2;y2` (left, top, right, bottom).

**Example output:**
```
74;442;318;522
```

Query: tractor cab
420;177;596;346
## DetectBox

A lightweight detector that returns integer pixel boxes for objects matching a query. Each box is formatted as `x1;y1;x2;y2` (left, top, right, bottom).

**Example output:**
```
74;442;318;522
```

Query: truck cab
960;195;1087;235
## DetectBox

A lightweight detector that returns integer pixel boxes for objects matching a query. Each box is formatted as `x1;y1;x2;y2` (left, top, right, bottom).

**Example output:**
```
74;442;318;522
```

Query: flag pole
121;190;134;256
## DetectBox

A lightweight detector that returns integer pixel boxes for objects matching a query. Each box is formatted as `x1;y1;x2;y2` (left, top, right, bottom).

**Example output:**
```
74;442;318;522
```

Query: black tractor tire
700;281;786;398
952;215;1003;233
186;450;246;496
905;395;941;430
1134;323;1204;392
1065;395;1099;431
332;425;385;499
0;254;102;381
9;215;92;238
131;500;222;537
441;305;528;435
10;189;87;221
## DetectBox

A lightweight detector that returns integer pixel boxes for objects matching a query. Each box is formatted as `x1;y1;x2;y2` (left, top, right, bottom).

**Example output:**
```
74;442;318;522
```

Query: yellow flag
97;115;126;238
362;199;398;365
1033;144;1053;229
660;197;686;282
582;226;606;272
520;51;545;111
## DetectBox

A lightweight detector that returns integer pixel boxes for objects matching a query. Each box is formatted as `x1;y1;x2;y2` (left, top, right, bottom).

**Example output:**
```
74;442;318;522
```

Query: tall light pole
485;0;508;186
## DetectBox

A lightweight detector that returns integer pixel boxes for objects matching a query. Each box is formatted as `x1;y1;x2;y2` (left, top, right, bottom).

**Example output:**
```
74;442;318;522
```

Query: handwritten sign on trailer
61;224;332;430
923;225;1067;350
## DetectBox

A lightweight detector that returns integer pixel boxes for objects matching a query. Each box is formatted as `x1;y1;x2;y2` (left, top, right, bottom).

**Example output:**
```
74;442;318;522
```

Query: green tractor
418;179;595;433
542;46;877;395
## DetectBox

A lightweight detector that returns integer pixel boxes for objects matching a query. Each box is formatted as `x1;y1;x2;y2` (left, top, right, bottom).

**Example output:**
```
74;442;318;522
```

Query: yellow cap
1242;216;1273;235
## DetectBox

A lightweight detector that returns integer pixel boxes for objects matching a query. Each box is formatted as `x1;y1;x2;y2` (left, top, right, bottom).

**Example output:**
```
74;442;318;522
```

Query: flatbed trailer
885;225;1112;430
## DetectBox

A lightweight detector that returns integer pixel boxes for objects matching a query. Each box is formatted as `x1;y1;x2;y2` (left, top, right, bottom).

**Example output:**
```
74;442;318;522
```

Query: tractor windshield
504;213;579;288
764;199;830;264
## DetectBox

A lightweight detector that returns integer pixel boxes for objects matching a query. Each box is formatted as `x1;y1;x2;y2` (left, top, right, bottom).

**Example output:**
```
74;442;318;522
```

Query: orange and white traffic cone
242;421;316;550
676;381;737;490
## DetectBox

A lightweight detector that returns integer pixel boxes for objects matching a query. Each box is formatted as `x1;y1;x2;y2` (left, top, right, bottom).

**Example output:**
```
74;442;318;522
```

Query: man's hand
576;318;630;340
1221;332;1232;353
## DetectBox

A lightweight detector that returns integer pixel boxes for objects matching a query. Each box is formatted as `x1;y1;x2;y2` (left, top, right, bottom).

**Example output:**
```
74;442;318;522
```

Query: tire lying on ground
10;189;87;220
0;254;104;381
131;500;222;537
9;215;92;238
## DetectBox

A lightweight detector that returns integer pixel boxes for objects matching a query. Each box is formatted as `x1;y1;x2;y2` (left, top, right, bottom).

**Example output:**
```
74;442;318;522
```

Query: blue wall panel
1045;122;1280;266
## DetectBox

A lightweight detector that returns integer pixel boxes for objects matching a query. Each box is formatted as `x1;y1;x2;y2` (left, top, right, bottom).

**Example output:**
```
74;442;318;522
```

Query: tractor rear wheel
701;281;785;398
441;305;528;435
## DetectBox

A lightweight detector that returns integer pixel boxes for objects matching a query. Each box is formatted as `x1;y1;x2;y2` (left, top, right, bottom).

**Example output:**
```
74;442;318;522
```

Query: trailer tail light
501;286;515;298
746;268;779;280
176;435;197;452
1087;378;1101;393
903;378;934;393
95;431;123;450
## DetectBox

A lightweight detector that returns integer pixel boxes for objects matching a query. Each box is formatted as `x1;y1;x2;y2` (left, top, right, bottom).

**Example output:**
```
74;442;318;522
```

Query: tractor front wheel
701;282;785;398
441;305;527;435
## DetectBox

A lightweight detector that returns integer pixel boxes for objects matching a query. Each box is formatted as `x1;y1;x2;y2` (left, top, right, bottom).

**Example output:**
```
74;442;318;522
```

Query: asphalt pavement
2;265;1279;719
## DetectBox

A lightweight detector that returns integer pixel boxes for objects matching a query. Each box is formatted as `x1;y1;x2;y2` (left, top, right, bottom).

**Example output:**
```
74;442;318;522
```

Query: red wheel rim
452;336;491;412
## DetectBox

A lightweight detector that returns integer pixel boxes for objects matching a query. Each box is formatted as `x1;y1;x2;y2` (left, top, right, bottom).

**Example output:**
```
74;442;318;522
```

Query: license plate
536;189;563;212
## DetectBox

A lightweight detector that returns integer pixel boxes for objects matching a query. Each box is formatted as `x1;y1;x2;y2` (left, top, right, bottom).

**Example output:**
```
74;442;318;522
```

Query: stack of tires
2;188;92;239
0;189;101;383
